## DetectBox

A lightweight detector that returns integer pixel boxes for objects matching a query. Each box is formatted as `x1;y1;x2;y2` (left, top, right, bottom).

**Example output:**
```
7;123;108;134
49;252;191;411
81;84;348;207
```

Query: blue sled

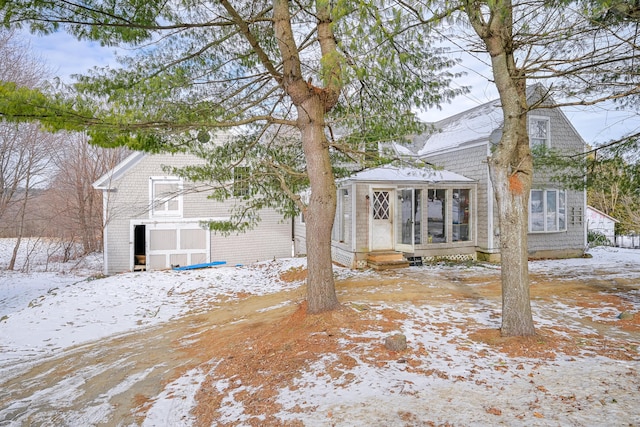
172;261;227;271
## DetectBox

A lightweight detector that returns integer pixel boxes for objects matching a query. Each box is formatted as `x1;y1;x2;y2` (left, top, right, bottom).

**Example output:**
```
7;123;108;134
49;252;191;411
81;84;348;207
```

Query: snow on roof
417;85;555;157
344;165;474;183
417;101;503;156
392;142;416;156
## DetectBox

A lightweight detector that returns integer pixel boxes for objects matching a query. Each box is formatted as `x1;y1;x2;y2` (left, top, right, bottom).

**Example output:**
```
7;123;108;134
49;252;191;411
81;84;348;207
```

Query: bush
587;230;611;247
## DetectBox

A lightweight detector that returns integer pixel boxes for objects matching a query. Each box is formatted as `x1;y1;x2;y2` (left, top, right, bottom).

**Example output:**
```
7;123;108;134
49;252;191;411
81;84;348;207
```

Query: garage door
147;222;209;270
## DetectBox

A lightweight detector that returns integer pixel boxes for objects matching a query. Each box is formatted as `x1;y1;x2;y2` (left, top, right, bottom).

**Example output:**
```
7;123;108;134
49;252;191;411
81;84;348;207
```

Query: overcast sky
23;30;637;148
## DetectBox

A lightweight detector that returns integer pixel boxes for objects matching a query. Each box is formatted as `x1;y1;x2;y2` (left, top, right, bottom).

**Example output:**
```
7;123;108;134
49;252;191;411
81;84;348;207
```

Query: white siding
102;153;292;274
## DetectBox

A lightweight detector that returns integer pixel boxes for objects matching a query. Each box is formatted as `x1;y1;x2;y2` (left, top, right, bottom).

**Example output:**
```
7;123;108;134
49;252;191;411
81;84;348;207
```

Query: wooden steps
367;251;410;270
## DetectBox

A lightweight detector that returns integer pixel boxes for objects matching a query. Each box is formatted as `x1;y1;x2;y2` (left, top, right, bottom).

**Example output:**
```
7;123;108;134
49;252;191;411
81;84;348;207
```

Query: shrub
587;230;611;247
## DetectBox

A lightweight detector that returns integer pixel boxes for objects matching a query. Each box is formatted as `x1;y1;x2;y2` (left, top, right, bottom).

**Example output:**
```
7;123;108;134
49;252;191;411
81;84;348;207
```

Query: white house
93;151;293;275
586;205;618;245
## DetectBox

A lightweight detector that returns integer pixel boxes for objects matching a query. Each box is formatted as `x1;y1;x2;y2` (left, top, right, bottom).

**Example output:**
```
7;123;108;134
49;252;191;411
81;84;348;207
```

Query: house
294;165;478;269
412;86;586;262
97;87;587;273
93;152;293;275
294;86;587;267
586;206;618;245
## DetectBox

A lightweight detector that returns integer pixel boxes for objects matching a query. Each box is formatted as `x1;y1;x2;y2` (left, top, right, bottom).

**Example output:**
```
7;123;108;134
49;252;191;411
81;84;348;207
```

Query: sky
21;29;638;148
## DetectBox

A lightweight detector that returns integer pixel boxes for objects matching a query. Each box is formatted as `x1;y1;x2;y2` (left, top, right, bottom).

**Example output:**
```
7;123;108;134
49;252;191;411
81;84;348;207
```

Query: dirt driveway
1;262;639;426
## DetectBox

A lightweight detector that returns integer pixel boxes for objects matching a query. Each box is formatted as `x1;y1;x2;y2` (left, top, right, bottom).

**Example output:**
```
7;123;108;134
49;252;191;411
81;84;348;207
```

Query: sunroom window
452;189;470;242
530;189;566;232
427;189;447;243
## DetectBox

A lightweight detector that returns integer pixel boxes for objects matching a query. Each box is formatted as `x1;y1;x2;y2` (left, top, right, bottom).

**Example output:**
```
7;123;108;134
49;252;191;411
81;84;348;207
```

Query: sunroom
330;165;477;269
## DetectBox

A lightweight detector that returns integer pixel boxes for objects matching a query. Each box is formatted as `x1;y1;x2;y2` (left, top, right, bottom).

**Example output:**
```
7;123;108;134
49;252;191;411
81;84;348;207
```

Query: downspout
486;143;495;253
102;189;109;276
291;215;295;257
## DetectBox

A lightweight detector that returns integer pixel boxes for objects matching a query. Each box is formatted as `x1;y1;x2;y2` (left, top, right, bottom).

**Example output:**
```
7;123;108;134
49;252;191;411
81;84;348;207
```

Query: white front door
371;189;394;251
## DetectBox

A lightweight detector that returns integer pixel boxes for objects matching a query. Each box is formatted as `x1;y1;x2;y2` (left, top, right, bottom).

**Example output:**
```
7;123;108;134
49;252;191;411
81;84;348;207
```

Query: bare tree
0;30;60;269
3;122;58;270
46;132;129;254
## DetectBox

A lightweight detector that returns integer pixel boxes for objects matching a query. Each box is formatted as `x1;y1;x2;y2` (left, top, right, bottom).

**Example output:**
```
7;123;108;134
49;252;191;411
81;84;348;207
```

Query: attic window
529;116;550;148
150;177;183;218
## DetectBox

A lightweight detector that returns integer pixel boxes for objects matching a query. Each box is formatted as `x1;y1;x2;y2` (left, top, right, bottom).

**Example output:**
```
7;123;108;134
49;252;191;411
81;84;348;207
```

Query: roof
417;101;503;156
586;205;619;223
92;131;245;190
417;84;554;157
343;165;474;184
92;151;146;190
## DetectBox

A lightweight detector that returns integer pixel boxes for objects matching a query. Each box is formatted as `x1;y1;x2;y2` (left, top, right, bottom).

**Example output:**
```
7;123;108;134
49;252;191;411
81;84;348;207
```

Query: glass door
396;188;422;251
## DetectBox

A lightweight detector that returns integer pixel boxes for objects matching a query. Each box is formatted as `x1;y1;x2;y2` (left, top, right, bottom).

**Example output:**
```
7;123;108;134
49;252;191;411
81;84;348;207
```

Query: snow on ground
0;238;306;366
1;239;639;425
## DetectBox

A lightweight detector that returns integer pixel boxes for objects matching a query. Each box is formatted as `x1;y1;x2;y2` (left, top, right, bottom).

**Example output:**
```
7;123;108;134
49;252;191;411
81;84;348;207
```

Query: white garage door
147;222;209;270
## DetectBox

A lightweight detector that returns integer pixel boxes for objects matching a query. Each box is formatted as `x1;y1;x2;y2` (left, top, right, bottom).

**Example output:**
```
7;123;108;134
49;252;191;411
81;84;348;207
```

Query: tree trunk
299;100;340;313
273;0;341;313
8;169;31;271
489;157;535;336
489;66;536;337
466;0;536;336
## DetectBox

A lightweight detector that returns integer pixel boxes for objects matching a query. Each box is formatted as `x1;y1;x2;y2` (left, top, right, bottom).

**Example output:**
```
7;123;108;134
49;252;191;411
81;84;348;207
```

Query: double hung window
530;189;566;232
529;116;550;148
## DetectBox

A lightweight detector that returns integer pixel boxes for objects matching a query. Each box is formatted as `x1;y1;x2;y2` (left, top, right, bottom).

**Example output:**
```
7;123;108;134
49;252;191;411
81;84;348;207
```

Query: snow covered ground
0;238;639;426
0;238;306;365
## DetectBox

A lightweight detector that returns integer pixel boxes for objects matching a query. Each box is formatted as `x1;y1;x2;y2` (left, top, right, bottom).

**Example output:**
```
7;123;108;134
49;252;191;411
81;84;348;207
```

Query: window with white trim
529;189;566;232
529;116;550;148
150;177;183;218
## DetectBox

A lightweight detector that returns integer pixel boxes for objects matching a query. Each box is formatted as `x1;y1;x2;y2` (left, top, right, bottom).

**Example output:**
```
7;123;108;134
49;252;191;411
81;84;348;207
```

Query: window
372;191;390;220
397;188;422;245
452;189;470;242
233;166;250;198
529;116;550;148
150;177;183;217
530;189;566;232
427;189;446;243
333;188;352;244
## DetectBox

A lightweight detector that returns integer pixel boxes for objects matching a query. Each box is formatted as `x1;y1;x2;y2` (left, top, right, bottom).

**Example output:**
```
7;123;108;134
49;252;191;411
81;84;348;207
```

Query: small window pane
341;189;351;244
398;189;413;245
559;191;566;230
546;190;557;231
414;189;422;244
